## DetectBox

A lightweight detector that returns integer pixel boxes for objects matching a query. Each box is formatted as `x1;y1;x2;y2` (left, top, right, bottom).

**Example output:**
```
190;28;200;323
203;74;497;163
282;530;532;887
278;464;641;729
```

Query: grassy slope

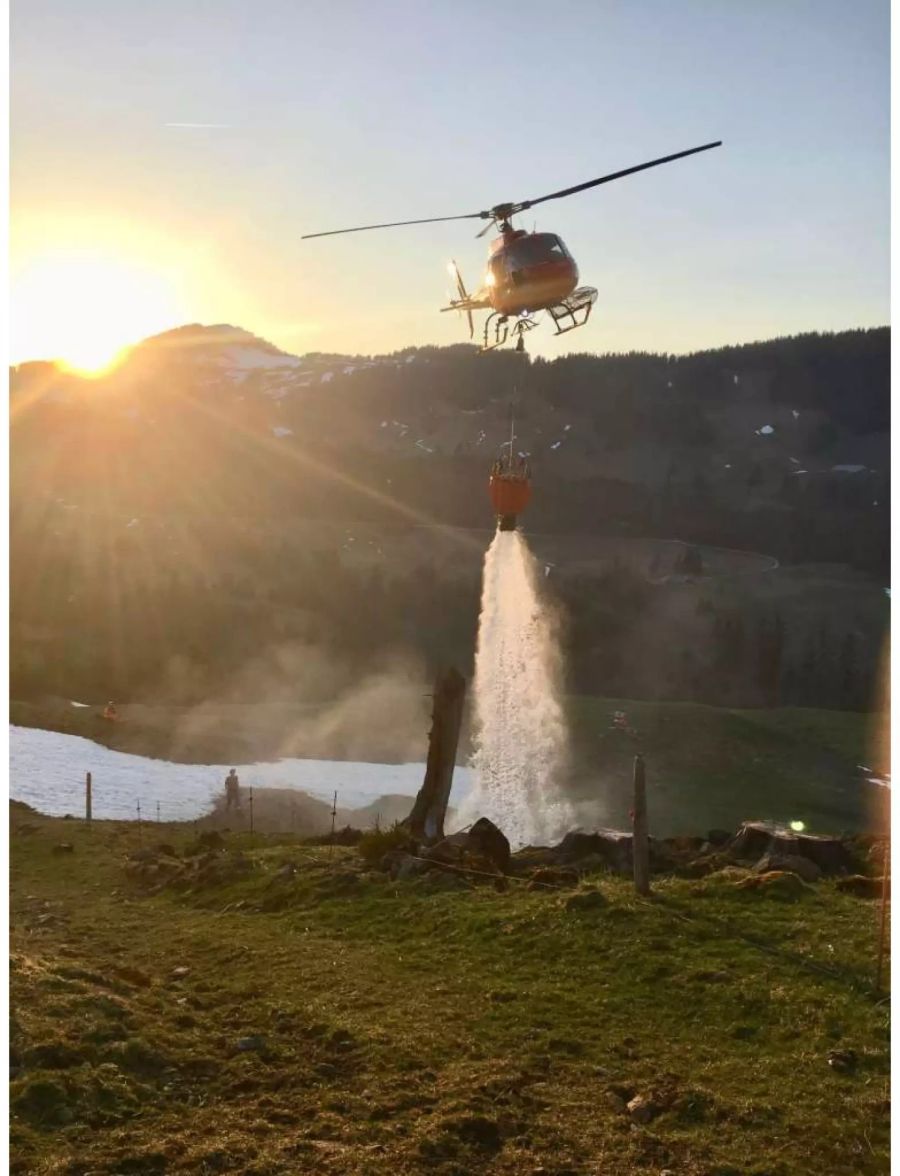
10;810;889;1176
567;698;887;836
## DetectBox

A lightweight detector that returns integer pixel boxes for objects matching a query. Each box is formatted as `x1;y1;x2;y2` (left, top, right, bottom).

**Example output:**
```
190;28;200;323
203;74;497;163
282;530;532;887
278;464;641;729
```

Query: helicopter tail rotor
447;260;474;339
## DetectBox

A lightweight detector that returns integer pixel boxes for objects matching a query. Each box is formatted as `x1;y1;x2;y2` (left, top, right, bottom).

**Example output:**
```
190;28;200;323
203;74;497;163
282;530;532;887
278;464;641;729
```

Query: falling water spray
458;529;573;849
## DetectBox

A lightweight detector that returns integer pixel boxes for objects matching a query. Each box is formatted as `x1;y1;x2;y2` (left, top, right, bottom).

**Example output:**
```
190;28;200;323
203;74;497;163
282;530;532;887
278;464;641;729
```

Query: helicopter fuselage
482;228;579;316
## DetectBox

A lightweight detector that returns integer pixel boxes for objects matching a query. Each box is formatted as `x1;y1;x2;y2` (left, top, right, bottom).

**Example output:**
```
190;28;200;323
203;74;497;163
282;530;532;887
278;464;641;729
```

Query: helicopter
302;140;722;352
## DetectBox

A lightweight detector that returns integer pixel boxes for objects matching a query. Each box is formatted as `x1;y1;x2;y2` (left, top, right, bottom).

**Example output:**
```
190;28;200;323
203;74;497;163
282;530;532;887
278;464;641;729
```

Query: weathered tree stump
405;667;466;843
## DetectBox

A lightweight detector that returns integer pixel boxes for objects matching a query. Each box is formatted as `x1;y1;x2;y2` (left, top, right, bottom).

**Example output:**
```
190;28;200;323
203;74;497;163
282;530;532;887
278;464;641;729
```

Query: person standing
225;769;240;810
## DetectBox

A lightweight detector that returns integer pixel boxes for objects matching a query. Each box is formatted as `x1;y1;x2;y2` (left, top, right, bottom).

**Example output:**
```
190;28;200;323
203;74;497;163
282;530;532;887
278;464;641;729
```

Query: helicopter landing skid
480;311;539;353
545;287;598;336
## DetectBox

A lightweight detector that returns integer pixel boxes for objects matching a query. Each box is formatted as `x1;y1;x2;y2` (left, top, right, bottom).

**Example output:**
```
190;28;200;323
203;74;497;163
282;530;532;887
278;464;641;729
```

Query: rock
677;852;731;879
606;1090;627;1113
755;853;821;882
557;829;633;874
836;874;886;898
706;829;732;846
510;845;559;870
663;835;705;856
235;1035;267;1052
52;843;74;855
392;853;430;881
626;1094;658;1124
827;1048;857;1073
468;817;511;874
422;831;470;864
170;966;190;980
565;888;607;912
734;870;809;899
726;822;852;874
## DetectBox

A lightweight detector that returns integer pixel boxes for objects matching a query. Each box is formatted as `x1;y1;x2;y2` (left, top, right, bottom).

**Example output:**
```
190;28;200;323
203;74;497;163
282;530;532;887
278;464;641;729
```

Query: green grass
567;697;887;836
10;807;890;1175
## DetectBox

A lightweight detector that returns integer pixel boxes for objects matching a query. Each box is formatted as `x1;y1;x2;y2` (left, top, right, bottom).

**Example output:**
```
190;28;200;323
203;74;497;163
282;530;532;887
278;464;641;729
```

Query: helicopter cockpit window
509;234;570;270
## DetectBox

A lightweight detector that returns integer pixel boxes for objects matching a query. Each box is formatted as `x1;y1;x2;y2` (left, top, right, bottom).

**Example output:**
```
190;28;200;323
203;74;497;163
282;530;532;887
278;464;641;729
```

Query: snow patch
831;464;866;474
8;725;473;820
219;346;303;375
756;425;774;436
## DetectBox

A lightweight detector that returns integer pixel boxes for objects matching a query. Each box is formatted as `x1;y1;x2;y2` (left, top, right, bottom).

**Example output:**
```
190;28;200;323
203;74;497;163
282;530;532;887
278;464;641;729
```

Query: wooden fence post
632;754;650;897
876;836;890;992
85;772;92;825
249;787;254;834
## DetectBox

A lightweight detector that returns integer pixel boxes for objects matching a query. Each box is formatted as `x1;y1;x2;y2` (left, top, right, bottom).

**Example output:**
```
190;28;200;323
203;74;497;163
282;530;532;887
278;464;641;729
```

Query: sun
11;251;185;376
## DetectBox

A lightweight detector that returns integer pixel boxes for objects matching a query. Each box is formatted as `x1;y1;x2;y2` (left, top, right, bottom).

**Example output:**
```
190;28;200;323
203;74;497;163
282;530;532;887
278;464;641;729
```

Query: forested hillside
10;326;890;714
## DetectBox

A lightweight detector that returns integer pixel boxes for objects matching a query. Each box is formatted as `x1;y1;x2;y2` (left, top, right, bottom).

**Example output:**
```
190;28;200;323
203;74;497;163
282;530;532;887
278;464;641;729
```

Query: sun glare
12;252;184;376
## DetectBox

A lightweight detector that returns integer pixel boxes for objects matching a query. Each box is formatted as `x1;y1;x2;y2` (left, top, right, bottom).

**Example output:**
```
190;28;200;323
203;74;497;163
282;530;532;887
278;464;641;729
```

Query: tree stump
405;667;466;843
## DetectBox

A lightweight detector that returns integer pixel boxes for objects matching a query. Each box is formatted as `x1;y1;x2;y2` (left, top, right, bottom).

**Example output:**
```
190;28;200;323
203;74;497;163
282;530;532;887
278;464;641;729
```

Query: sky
10;0;890;368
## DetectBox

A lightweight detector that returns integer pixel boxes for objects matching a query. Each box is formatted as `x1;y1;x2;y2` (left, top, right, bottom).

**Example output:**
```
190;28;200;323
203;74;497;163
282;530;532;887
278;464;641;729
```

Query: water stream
458;530;573;848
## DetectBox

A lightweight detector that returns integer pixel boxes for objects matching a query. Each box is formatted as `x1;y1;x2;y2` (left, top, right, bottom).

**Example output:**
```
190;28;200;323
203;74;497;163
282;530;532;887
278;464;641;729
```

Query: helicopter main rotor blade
515;141;722;212
301;212;488;239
